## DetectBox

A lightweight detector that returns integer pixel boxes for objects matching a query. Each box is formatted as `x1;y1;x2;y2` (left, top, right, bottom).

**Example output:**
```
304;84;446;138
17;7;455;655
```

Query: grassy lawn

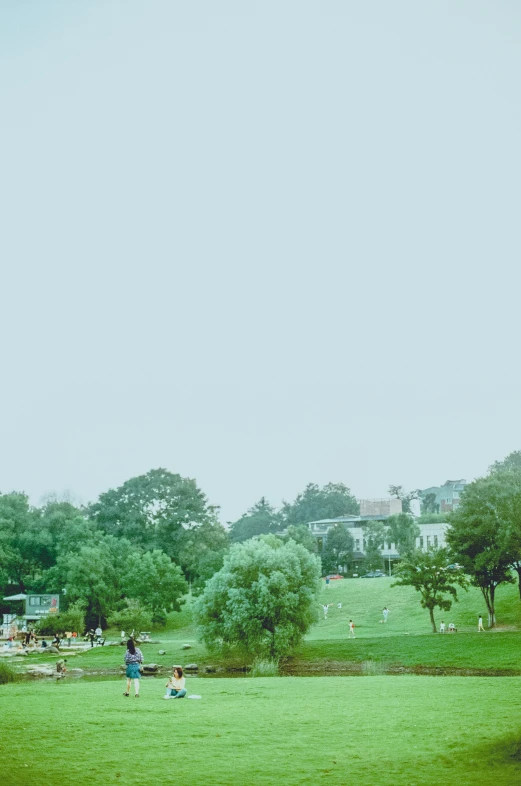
2;676;521;786
12;577;521;676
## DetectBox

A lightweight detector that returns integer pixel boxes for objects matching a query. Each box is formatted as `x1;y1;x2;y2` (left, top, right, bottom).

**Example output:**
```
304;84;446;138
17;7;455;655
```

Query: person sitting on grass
124;638;143;698
163;667;187;700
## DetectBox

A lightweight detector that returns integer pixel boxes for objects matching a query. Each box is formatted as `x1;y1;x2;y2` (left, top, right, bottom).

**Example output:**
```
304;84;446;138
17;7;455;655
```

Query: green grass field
35;576;521;675
2;676;521;786
3;577;521;785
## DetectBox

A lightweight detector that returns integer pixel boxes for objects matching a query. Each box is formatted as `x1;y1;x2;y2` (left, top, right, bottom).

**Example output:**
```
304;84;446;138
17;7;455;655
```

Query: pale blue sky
0;1;520;521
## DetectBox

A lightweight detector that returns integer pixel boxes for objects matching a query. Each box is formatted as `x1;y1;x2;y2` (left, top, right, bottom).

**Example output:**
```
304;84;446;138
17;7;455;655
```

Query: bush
251;659;279;677
0;662;19;685
35;601;86;636
107;599;152;635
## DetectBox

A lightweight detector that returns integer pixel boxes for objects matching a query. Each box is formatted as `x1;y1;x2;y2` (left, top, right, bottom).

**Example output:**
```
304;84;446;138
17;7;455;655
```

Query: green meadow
2;676;521;786
3;577;521;785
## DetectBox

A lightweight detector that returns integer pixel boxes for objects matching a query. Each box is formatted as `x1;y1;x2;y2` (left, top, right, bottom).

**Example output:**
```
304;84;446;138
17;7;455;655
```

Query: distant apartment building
420;480;467;513
308;515;449;570
359;498;402;516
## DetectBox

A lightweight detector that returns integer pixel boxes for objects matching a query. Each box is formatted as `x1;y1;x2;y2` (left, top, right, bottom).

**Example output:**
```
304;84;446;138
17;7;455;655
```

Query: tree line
0;473;361;630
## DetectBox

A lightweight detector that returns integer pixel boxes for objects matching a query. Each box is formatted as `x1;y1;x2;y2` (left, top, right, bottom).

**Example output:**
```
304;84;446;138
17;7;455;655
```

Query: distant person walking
325;577;330;589
320;604;332;619
440;621;445;634
382;607;389;623
478;615;485;632
124;639;143;698
349;620;355;638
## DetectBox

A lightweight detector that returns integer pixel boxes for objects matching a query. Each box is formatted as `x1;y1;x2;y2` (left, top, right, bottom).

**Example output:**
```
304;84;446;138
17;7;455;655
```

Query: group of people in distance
319;603;392;639
123;638;186;700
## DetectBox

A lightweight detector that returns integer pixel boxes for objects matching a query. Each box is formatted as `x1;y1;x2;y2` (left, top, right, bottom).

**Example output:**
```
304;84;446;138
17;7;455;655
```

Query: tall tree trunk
428;606;436;633
489;584;496;627
480;584;496;628
513;564;521;601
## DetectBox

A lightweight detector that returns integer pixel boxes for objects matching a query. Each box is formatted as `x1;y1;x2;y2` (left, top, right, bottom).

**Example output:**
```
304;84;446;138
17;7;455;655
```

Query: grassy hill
58;575;521;676
310;575;521;638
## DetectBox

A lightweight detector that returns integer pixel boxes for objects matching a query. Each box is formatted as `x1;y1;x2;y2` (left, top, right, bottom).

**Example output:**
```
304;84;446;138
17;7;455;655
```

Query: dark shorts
126;663;141;679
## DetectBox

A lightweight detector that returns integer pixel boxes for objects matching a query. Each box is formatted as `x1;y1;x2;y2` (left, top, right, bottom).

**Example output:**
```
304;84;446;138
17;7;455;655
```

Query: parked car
445;563;463;571
323;574;344;580
360;571;386;578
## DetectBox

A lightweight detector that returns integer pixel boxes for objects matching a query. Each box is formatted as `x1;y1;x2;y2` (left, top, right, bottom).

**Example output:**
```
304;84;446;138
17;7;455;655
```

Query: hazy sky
1;1;520;522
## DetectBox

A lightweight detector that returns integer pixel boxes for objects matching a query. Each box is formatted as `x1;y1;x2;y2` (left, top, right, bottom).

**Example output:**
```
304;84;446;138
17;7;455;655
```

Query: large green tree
362;520;387;571
0;493;44;592
392;548;468;632
194;535;321;659
121;550;187;622
321;524;354;574
88;468;218;557
386;513;420;557
282;483;359;526
229;498;281;543
448;473;517;623
176;519;229;588
52;537;134;625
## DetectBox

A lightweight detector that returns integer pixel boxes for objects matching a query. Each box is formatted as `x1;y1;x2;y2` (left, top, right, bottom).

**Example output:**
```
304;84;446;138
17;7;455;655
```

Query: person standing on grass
320;603;332;619
478;615;485;632
349;620;355;638
163;667;187;699
382;607;389;623
124;639;143;698
440;621;445;633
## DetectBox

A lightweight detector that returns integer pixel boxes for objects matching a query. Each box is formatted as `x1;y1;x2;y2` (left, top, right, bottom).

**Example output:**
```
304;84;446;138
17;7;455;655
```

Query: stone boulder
142;663;160;673
184;663;198;671
158;650;166;655
181;644;192;650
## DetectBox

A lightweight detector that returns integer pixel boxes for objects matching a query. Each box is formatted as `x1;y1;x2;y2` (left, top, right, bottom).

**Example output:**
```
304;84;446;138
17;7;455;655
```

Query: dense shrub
36;601;86;636
0;662;19;684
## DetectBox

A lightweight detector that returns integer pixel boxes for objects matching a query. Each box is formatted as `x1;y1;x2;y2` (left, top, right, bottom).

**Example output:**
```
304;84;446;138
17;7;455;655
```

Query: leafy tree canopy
229;498;281;543
280;524;317;554
321;524;354;574
282;483;359;527
448;473;518;625
107;599;153;636
489;450;521;475
392;547;468;632
362;520;387;571
386;513;420;556
87;468;219;557
194;535;321;659
0;493;44;592
121;549;187;618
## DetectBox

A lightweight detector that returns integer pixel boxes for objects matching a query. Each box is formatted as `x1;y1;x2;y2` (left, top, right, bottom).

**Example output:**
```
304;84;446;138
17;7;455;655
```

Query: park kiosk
2;593;60;638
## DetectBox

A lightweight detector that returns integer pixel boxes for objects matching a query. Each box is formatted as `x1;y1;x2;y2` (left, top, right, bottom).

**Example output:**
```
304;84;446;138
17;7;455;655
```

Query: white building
308;515;449;563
